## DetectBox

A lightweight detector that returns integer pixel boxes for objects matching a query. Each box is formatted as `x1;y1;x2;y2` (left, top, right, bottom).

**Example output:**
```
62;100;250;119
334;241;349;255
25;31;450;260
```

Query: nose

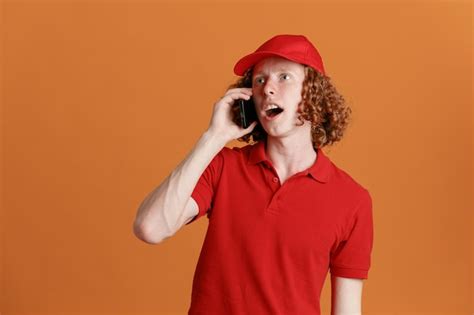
263;79;276;96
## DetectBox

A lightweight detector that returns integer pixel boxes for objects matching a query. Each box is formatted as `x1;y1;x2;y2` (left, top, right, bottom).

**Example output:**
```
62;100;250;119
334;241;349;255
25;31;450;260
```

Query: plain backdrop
1;1;473;314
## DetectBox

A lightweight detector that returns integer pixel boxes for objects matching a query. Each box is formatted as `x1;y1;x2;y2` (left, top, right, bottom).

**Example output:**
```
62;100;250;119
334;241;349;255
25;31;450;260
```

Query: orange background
1;1;472;315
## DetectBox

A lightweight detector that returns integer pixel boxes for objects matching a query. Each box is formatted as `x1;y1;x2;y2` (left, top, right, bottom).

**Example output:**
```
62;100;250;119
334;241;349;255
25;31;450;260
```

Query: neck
264;134;317;175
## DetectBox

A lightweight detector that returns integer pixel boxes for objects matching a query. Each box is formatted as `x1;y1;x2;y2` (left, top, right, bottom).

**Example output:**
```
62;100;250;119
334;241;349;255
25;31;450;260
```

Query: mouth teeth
264;104;280;111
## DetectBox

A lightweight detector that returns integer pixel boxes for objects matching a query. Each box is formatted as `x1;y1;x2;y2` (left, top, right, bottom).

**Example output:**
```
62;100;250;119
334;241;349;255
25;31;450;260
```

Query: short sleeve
329;190;374;279
185;149;224;225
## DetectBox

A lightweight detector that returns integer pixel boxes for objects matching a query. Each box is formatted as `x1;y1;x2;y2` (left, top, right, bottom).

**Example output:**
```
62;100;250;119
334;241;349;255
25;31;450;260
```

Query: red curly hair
229;66;352;150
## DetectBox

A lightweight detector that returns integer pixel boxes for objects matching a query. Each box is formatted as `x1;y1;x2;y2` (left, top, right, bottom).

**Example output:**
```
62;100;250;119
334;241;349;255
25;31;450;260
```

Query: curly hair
228;66;352;150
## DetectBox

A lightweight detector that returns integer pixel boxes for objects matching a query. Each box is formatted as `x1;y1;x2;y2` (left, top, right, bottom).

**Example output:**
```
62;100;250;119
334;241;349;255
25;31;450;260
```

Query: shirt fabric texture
186;140;374;315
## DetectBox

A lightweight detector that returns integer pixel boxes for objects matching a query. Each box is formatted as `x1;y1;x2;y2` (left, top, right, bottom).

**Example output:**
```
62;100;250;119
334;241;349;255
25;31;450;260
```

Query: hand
206;88;258;143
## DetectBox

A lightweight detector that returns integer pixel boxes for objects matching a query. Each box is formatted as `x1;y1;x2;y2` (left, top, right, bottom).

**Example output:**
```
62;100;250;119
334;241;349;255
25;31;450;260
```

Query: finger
244;121;258;130
222;92;252;102
225;87;252;94
224;87;253;96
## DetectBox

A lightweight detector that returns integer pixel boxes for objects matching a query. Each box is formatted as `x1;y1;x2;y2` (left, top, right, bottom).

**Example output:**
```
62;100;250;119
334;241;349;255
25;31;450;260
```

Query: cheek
252;86;261;95
288;85;303;101
252;88;264;103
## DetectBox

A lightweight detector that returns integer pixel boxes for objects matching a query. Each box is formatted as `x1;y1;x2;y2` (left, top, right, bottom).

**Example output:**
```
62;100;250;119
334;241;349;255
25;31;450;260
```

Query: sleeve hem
185;192;207;225
330;266;369;279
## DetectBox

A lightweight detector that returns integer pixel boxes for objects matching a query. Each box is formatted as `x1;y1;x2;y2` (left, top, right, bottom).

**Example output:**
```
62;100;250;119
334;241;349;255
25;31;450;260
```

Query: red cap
233;34;326;76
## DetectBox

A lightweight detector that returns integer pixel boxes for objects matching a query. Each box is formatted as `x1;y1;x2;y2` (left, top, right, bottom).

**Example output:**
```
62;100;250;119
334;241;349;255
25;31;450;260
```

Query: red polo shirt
186;140;373;315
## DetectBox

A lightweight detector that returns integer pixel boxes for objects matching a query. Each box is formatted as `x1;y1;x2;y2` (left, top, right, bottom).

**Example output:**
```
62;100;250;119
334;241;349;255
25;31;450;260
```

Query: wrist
203;128;229;148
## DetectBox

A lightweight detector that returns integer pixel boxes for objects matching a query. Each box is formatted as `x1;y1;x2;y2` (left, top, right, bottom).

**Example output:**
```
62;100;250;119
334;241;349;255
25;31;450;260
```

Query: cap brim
233;51;305;76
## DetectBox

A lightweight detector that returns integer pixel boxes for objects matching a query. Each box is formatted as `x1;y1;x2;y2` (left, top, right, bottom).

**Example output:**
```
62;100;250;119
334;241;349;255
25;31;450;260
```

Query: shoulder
326;157;372;204
325;158;373;235
218;142;256;161
333;164;369;192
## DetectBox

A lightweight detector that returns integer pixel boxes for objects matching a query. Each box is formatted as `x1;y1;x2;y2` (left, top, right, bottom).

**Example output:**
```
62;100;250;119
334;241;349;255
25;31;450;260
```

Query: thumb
241;121;258;136
245;121;258;130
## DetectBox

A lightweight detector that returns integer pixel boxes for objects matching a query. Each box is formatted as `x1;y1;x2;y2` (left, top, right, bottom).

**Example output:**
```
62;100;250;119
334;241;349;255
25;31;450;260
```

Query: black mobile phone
236;98;257;128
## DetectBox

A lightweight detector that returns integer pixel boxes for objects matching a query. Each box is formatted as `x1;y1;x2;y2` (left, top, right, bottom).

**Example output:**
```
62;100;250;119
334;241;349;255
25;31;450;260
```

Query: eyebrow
253;68;295;76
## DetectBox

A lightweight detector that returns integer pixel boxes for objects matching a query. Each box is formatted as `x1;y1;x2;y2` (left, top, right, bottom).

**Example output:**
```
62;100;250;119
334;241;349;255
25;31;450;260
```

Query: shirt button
272;177;278;183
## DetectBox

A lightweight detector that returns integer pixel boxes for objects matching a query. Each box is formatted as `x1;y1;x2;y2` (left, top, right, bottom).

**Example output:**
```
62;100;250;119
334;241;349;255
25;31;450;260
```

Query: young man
133;34;374;315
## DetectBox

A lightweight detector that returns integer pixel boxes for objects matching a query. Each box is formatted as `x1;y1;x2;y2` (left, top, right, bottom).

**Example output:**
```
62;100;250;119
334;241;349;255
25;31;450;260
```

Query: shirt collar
247;140;333;183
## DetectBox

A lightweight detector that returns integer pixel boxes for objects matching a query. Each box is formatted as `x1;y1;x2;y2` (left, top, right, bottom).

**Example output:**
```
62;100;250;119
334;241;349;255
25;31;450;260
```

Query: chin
264;126;288;137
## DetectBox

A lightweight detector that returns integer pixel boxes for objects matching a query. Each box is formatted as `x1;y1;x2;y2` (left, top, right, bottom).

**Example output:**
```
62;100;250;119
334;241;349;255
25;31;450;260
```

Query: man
133;34;374;315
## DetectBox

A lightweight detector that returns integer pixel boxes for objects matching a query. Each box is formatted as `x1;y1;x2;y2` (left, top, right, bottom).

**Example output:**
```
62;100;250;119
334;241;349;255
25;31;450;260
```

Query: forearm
133;130;226;243
330;275;363;315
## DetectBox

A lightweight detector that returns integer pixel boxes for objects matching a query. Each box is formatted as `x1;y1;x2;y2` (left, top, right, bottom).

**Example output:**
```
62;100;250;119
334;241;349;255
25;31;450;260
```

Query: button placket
263;165;282;213
267;186;285;213
269;177;289;213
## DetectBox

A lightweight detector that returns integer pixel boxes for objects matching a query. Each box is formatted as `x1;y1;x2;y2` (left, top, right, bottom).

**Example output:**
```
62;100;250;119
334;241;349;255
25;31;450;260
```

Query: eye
280;73;291;80
254;77;265;85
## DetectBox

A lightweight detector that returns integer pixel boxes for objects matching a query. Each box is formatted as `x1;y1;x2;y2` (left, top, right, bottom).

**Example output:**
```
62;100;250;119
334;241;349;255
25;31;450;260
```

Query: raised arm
132;88;256;244
330;275;364;315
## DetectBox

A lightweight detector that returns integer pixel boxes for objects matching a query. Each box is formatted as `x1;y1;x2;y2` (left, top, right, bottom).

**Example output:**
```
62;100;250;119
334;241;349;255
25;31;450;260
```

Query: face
251;56;309;139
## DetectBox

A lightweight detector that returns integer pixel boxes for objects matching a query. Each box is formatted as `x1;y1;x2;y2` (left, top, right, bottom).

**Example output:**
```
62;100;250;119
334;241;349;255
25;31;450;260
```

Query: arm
132;88;257;244
330;275;364;315
133;130;226;244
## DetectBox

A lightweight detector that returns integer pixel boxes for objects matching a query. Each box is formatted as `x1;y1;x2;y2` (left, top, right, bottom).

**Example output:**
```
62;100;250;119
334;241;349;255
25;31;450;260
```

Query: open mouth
265;107;284;118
